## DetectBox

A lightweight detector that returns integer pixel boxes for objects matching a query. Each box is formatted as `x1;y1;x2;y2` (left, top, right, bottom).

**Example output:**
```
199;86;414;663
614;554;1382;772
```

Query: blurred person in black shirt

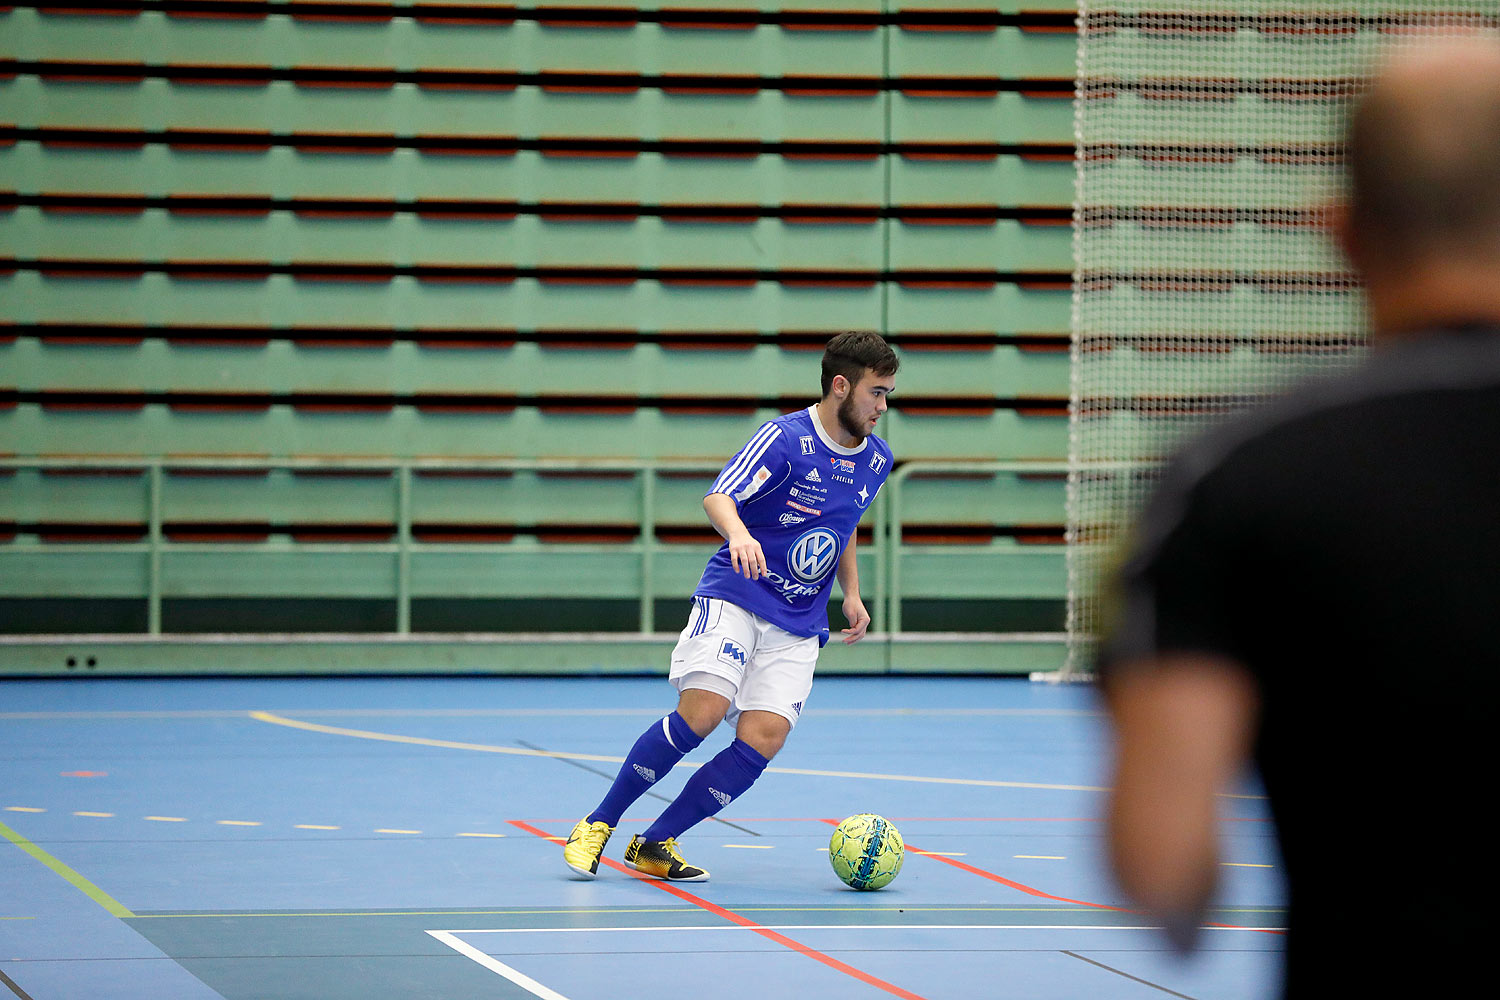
1100;35;1500;999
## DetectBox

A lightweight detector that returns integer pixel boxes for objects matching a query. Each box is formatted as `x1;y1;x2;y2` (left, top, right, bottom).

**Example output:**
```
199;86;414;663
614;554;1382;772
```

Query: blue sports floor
0;676;1285;999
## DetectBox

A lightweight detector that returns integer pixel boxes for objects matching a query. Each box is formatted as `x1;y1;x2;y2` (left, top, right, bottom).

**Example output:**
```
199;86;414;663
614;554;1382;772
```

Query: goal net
1066;3;1496;677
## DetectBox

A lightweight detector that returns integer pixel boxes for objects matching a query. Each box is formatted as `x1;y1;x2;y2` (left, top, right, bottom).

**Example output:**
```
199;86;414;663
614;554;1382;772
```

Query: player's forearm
703;492;751;542
835;535;860;597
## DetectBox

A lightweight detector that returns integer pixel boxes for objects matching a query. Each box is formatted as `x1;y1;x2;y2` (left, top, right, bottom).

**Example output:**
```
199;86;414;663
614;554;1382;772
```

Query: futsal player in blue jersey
564;331;899;881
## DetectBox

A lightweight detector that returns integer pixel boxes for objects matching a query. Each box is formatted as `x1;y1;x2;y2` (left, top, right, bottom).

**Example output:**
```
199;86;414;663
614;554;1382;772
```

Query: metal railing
1;455;1070;635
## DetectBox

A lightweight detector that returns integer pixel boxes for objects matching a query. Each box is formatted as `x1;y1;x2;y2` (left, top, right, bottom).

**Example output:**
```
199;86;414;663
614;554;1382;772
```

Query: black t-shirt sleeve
1099;467;1253;678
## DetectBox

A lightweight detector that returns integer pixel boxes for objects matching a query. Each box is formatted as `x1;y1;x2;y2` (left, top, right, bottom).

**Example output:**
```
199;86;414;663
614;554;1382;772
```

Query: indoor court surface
0;675;1285;999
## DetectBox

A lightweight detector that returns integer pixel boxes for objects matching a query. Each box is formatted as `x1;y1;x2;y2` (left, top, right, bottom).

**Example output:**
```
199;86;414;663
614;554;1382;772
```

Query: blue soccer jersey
694;405;893;643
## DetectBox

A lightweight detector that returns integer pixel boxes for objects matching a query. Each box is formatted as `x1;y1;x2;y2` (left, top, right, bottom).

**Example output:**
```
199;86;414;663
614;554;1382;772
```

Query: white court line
427;930;573;1000
433;924;1283;935
428;923;1285;997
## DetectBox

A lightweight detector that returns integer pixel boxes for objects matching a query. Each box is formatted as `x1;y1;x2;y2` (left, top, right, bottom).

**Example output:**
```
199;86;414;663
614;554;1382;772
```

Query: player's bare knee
675;688;730;739
736;711;791;760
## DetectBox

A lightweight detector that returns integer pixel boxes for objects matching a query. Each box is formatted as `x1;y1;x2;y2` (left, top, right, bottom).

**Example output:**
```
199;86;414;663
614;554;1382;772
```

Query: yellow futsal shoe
623;835;710;882
563;817;613;879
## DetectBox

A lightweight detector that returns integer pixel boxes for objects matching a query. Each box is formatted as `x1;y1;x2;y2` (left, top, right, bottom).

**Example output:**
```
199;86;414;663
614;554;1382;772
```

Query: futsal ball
828;813;904;890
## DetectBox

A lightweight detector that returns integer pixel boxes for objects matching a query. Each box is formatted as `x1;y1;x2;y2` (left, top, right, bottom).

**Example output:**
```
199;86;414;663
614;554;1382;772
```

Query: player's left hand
840;596;871;644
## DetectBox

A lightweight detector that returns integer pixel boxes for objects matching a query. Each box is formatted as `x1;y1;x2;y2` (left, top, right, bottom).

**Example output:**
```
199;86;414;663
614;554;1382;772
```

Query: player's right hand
728;533;766;580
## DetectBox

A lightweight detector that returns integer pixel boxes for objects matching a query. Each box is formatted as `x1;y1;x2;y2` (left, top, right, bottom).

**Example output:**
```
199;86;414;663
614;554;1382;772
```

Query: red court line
925;851;1282;933
814;817;1125;912
509;820;933;1000
913;849;1129;909
814;818;1283;936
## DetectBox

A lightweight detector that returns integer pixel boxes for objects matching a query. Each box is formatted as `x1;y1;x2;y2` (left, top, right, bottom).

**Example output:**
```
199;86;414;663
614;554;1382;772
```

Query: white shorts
668;597;818;730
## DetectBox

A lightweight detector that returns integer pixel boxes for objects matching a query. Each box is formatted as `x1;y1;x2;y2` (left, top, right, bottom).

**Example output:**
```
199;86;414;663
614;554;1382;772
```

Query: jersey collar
806;404;869;456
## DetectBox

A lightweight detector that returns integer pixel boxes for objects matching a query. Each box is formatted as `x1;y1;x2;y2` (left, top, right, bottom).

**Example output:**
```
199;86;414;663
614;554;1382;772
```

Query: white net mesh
1066;3;1498;677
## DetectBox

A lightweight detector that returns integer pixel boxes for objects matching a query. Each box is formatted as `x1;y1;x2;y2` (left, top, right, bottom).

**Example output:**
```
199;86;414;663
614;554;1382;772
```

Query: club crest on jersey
718;638;747;668
800;436;815;456
734;466;772;502
869;453;886;474
787;526;840;585
855;484;878;509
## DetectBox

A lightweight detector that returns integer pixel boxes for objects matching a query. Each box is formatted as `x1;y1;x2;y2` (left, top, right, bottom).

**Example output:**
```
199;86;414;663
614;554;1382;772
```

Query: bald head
1346;36;1500;265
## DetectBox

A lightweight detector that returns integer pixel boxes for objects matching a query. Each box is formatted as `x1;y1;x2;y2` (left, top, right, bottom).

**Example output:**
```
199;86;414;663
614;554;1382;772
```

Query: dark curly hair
820;331;899;398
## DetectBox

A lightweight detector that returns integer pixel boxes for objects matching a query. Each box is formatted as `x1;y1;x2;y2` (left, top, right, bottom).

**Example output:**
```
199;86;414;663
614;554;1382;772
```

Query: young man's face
836;368;895;442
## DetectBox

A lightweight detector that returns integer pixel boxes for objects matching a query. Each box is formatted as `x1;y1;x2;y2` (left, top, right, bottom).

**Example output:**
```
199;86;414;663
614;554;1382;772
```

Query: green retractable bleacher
1;3;1079;659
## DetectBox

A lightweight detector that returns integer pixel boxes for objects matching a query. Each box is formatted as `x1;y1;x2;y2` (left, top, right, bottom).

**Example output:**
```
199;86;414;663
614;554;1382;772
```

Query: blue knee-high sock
588;711;703;828
643;738;769;843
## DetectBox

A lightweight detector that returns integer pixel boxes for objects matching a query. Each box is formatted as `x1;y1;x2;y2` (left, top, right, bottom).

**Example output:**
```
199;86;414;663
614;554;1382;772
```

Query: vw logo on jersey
787;527;840;585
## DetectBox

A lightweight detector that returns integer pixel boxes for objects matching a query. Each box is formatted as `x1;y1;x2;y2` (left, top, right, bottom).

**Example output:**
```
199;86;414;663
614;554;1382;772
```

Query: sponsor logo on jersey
832;472;855;485
718;638;747;668
805;468;822;482
779;512;807;526
633;764;657;783
763;570;823;602
831;458;856;474
788;526;840;585
800;435;815;456
786;500;821;515
869;453;886;474
790;486;824;503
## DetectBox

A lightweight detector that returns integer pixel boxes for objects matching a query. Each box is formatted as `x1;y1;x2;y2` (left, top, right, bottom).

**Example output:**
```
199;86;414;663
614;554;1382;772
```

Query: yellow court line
250;711;628;763
248;711;1109;793
0;820;135;918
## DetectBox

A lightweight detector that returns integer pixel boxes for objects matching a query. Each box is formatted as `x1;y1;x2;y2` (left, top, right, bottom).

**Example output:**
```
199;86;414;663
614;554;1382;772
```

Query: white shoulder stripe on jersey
715;422;781;493
712;422;783;495
711;423;774;495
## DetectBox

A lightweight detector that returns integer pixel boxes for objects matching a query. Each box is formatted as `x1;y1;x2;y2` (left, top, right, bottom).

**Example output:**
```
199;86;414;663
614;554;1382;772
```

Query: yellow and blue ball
828;813;904;890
